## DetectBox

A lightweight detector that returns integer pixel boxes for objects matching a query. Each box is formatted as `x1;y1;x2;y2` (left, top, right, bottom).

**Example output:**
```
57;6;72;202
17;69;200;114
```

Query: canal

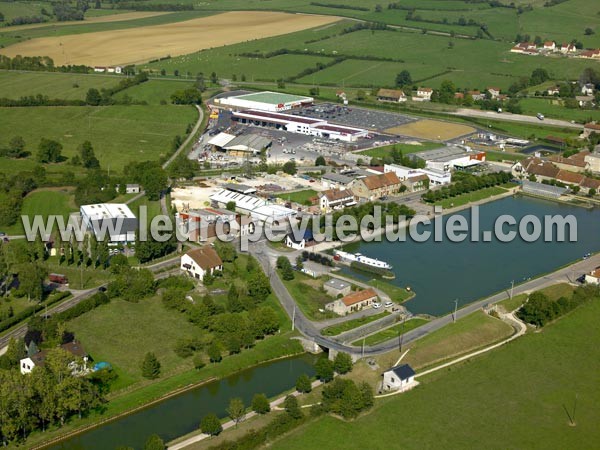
50;354;318;450
343;196;600;315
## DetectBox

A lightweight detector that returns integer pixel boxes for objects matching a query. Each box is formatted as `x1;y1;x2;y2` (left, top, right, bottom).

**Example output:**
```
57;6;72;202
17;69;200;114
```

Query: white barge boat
333;250;393;270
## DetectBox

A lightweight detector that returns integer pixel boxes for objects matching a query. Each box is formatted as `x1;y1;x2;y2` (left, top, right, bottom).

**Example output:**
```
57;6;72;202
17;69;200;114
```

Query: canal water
343;196;600;316
50;354;317;450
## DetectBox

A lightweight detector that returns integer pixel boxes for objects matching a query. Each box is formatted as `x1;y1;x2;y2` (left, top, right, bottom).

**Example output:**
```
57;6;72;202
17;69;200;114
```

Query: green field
434;186;508;209
0;2;52;23
275;189;318;205
321;311;389;336
1;188;76;235
353;317;429;346
272;300;600;449
0;71;119;100
519;98;600;123
281;272;338;321
357;142;441;159
115;78;194;104
0;105;197;174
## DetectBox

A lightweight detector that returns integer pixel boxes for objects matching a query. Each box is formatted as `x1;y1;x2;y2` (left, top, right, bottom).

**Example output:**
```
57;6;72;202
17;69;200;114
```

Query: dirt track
0;11;340;66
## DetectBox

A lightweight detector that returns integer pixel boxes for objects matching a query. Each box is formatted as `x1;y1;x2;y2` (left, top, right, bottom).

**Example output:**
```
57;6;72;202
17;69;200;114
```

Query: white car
384;301;393;308
372;302;382;309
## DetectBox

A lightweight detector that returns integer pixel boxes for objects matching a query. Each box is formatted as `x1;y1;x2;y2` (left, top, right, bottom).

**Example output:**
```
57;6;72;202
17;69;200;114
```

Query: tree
358;381;374;409
282;160;297;175
210;72;218;84
208;343;222;363
296;374;312;393
226;397;246;426
283;395;303;419
144;434;165;450
295;255;304;271
276;256;294;281
141;352;161;379
85;88;102;106
333;352;353;374
529;68;550;86
315;155;326;166
17;262;47;301
171;88;202;105
7;136;26;158
584;27;595;35
315;357;334;382
251;393;271;414
78;141;100;169
108;253;129;274
247;271;271;299
36;138;63;163
200;413;223;436
226;201;236;212
396;70;412;87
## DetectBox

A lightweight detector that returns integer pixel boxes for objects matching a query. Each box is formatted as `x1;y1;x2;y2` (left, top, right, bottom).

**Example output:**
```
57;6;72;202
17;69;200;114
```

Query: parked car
372;302;382;309
384;301;393;308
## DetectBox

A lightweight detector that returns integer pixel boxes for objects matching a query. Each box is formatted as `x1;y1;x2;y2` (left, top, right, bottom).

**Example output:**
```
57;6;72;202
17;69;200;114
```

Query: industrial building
80;203;137;243
209;189;296;225
231;109;369;142
384;164;452;186
208;132;272;156
408;146;486;172
214;91;314;112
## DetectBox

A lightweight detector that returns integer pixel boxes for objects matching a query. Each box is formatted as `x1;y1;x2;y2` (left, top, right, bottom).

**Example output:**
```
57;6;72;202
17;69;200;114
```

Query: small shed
324;278;351;297
382;364;416;391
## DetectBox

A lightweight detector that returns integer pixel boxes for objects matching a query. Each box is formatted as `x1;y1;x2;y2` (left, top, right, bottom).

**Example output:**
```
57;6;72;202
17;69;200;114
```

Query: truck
49;273;68;285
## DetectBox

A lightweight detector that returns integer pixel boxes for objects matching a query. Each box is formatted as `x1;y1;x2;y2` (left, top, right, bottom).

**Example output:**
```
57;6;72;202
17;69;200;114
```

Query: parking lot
291;103;417;132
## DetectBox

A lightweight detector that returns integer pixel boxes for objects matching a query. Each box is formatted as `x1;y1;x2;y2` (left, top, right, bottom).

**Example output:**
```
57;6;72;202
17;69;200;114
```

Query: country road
452;108;584;130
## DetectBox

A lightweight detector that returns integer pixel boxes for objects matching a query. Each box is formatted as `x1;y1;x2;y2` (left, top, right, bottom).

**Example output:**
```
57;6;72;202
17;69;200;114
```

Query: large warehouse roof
224;134;272;152
232;91;313;105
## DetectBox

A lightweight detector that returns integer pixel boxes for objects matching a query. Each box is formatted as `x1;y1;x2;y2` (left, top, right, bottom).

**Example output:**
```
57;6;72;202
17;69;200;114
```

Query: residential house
20;341;89;375
468;90;485;101
487;87;501;99
512;157;560;181
556;169;585;186
325;288;378;315
350;172;402;202
579;49;600;59
403;173;429;192
546;86;560;96
382;364;416;391
548;151;589;173
413;87;433;101
543;41;556;51
324;278;352;297
584;268;600;285
180;247;223;281
581;83;595;96
560;43;576;54
284;229;315;250
318;189;356;213
511;42;537;53
377;88;407;103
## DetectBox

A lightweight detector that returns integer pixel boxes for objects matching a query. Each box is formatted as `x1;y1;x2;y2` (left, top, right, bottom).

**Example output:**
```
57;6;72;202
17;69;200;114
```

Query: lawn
498;293;527;313
271;300;600;449
2;188;77;235
367;278;413;303
281;272;338;321
275;189;318;205
434;186;508;209
519;98;600;124
484;150;526;162
128;194;162;221
0;105;197;175
0;71;119;100
353;317;429;347
321;311;389;336
357;141;441;159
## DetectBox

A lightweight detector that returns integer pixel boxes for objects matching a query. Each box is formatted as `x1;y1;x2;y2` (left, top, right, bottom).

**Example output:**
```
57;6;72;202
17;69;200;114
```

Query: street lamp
452;299;458;323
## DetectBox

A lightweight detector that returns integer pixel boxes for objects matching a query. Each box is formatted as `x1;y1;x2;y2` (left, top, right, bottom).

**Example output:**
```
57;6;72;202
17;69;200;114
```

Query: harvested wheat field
386;119;476;140
1;11;340;66
1;11;171;31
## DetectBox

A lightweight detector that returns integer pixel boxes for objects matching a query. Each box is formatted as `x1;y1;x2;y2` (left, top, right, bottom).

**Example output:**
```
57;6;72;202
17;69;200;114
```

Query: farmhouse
382;364;416;392
215;91;313;112
467;90;485;101
325;288;378;315
232;109;368;142
80;203;137;243
377;88;407;103
180;247;223;281
318;189;356;212
350;172;402;202
324;278;352;297
20;341;89;375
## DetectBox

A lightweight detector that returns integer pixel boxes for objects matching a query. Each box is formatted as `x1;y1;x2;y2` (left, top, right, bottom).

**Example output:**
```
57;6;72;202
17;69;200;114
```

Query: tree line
422;171;512;203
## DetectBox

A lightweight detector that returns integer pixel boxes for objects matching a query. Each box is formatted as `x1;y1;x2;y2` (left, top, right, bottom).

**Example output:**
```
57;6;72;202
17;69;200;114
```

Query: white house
487;87;501;99
382;364;417;391
180;247;223;281
560;43;576;54
581;83;595;96
414;87;433;101
543;41;556;51
546;86;560;96
284;230;314;250
318;189;356;212
584;268;600;285
93;66;106;73
20;342;88;375
115;66;123;74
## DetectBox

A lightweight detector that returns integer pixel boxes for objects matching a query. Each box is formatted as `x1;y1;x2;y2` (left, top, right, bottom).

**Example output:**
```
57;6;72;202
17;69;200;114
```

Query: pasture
1;11;340;66
0;71;119;100
271;300;600;449
0;105;197;173
519;98;600;123
386;119;476;140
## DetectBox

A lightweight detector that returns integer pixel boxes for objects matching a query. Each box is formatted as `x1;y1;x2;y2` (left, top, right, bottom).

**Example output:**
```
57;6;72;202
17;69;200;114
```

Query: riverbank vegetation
321;311;389;336
352;317;429;347
422;171;513;205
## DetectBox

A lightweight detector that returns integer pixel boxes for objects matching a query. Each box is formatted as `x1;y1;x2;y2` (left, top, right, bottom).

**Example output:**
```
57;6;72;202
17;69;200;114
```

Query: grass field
434;186;508;209
0;1;52;23
353;317;429;347
0;71;119;100
321;311;389;336
281;272;338;321
1;11;339;66
387;119;476;140
0;105;196;174
272;300;600;449
114;79;194;104
275;189;318;205
519;98;600;123
1;188;76;235
357;141;441;159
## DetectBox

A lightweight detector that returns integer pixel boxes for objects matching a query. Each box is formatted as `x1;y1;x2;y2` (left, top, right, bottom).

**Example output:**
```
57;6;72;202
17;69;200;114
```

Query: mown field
0;104;197;173
273;300;600;449
519;98;600;123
